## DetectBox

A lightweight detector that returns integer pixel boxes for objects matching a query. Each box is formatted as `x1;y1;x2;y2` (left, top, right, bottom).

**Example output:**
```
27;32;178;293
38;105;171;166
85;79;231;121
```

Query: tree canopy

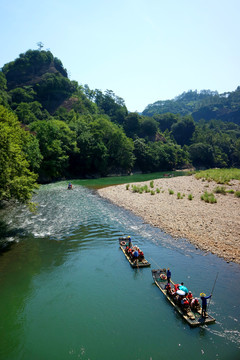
0;48;240;205
0;105;38;203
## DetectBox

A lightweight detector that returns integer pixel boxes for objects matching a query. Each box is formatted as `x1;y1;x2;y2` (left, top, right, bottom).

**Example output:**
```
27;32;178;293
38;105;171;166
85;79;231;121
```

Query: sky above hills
0;0;239;112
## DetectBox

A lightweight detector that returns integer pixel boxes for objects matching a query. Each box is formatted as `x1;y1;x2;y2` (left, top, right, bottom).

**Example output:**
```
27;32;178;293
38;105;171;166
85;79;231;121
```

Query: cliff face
3;50;68;89
5;60;59;90
2;50;75;113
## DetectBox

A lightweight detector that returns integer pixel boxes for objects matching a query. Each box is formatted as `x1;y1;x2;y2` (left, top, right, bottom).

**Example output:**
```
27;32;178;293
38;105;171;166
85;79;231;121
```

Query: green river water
0;181;239;360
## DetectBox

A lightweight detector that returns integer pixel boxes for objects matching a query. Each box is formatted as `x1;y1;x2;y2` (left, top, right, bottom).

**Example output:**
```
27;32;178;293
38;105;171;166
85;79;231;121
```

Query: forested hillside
143;88;240;125
143;86;240;125
0;48;240;205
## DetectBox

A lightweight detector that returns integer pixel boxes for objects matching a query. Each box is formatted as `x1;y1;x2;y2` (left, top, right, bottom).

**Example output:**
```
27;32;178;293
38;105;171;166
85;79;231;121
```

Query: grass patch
150;180;154;188
156;188;160;193
168;189;174;195
126;184;130;190
132;185;141;193
226;189;235;194
214;186;226;195
131;184;152;194
195;168;240;184
70;171;187;189
188;194;194;200
143;185;150;193
201;191;217;203
177;192;183;199
150;190;155;195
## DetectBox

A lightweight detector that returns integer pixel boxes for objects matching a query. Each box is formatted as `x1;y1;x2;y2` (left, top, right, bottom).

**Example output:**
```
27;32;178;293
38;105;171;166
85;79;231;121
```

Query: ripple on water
1;183;240;359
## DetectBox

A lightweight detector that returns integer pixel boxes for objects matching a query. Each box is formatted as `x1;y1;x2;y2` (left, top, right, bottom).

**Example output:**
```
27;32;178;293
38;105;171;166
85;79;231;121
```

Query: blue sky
0;0;239;112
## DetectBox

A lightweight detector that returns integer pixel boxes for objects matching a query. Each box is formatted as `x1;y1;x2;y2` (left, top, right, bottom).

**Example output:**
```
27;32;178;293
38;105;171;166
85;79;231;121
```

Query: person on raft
68;182;72;189
165;283;172;294
187;291;193;301
200;293;212;318
127;236;132;248
138;250;144;261
167;268;171;283
190;298;200;311
133;249;139;261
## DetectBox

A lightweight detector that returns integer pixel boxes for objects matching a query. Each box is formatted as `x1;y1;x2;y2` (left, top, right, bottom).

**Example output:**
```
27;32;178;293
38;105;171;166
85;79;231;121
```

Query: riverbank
98;175;240;264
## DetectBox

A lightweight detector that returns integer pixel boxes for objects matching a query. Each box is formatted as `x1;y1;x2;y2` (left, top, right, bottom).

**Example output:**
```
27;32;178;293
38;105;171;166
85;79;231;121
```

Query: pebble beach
98;175;240;264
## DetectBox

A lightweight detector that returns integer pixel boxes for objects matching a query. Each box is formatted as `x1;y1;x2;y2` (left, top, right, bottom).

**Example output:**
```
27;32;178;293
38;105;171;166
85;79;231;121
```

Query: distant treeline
143;88;240;125
0;48;240;204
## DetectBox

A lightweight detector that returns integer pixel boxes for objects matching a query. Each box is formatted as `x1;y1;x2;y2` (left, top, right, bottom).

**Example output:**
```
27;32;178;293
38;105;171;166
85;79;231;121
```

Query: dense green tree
153;113;179;132
34;73;77;113
68;115;134;176
133;138;152;172
171;116;195;146
123;112;141;138
30;119;78;180
188;143;215;167
90;116;134;173
82;84;95;101
71;90;98;115
140;117;158;140
15;102;43;124
22;132;43;172
191;119;239;167
231;138;240;166
68;115;100;175
94;89;128;124
9;86;36;105
133;138;188;172
0;105;38;203
0;73;9;107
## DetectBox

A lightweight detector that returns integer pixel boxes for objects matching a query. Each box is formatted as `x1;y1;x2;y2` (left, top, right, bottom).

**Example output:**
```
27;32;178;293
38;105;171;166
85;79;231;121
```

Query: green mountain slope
0;48;240;203
143;88;240;125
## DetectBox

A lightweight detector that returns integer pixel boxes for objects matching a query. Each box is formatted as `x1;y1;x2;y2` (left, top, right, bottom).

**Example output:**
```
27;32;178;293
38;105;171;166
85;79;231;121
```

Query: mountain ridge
142;88;240;125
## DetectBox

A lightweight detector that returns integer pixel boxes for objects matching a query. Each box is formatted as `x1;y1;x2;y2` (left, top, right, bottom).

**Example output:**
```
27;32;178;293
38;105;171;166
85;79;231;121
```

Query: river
0;182;239;360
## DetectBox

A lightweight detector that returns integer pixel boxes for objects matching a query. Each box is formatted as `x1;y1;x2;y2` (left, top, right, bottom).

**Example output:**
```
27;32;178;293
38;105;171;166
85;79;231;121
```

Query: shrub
188;194;193;200
150;180;154;188
168;189;174;195
132;185;140;193
214;186;226;195
226;189;235;194
201;191;217;204
177;192;183;199
156;188;160;193
143;185;150;193
150;190;155;195
126;184;130;190
235;191;240;198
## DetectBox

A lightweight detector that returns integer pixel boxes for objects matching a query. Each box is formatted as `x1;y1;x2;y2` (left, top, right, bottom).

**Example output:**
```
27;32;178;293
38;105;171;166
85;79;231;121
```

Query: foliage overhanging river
0;181;239;360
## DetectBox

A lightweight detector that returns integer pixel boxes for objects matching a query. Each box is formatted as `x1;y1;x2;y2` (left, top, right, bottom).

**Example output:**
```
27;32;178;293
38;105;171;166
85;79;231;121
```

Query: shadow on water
0;219;22;253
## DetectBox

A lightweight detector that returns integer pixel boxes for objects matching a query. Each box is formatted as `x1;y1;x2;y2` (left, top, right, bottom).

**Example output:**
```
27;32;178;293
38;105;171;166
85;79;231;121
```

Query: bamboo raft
118;237;151;268
152;268;216;327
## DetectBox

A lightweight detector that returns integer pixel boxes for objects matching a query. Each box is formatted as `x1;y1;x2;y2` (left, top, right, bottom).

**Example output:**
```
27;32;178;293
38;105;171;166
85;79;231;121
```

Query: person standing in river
167;268;171;283
200;293;212;318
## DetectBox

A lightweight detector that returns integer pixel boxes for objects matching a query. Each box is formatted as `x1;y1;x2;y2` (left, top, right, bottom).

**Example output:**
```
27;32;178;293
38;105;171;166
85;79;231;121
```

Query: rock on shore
98;175;240;264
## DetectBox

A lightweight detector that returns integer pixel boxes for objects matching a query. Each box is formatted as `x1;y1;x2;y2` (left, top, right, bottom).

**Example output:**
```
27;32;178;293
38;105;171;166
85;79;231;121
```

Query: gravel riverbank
98;175;240;264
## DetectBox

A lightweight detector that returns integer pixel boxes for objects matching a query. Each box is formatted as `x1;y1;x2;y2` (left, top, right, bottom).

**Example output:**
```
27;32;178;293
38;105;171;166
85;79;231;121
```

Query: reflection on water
0;184;239;360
